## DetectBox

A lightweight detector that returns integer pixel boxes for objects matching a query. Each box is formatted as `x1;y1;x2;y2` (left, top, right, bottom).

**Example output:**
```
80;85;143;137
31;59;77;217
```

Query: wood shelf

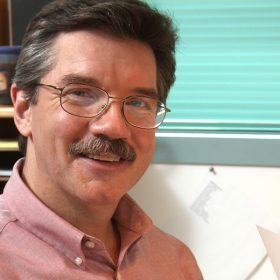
0;106;14;118
0;176;10;182
0;140;18;151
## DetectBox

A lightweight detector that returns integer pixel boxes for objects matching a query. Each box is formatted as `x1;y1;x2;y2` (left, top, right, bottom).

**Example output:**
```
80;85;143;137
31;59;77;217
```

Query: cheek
55;109;87;136
52;115;89;156
136;131;156;164
32;109;84;155
144;131;156;149
129;133;155;187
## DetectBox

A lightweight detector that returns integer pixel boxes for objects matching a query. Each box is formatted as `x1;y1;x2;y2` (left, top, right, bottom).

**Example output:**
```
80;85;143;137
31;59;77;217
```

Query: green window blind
147;0;280;133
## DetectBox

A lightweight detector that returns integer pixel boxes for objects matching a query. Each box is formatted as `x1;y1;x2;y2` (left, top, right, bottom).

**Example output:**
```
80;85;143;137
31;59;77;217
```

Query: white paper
185;176;269;279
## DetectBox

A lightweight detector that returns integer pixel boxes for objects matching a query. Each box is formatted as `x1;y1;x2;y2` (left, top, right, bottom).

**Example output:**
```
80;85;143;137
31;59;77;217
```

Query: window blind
147;0;280;133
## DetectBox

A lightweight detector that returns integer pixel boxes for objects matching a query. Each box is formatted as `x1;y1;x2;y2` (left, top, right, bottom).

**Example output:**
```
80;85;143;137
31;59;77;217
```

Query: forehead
45;30;157;94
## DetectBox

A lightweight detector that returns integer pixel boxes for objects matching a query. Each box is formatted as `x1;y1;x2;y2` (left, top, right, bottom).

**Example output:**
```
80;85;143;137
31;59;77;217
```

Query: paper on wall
185;175;273;280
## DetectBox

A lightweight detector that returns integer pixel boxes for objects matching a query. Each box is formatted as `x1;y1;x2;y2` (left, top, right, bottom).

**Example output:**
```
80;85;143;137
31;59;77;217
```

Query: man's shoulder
146;225;191;251
0;195;16;233
140;225;203;279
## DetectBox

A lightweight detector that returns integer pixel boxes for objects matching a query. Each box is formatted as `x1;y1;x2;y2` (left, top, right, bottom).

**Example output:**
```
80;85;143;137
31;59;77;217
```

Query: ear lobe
10;83;32;137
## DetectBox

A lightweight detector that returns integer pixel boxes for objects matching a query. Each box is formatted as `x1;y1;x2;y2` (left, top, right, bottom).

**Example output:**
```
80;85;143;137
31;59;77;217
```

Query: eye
126;96;153;110
67;87;92;98
63;84;107;105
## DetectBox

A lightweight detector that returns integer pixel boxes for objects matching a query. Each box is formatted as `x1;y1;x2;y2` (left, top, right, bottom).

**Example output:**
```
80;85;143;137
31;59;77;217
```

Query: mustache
69;136;136;161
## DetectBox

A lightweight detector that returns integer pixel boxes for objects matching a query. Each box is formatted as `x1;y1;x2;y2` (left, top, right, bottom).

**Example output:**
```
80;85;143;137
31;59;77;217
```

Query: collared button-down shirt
0;160;203;279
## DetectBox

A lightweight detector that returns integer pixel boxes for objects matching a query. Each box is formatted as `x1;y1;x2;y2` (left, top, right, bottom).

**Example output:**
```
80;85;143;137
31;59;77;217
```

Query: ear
10;83;32;137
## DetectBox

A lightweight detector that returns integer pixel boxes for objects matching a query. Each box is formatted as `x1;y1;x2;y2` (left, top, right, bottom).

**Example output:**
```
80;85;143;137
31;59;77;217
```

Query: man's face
23;30;157;209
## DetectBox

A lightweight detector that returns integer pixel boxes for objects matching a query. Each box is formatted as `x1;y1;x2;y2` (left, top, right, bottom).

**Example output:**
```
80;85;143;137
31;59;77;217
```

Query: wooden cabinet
0;106;21;193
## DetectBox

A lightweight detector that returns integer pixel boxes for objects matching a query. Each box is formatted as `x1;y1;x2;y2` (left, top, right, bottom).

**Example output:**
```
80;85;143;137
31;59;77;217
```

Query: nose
88;100;131;140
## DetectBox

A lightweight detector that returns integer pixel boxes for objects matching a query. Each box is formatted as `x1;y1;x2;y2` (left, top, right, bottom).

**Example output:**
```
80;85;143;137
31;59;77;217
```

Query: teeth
87;153;121;162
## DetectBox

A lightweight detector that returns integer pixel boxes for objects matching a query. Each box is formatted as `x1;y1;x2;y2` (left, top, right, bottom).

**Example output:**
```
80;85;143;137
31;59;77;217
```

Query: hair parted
14;0;178;155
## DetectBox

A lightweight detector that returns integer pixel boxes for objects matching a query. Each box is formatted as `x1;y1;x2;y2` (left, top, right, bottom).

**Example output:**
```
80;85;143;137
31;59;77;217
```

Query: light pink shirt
0;160;203;279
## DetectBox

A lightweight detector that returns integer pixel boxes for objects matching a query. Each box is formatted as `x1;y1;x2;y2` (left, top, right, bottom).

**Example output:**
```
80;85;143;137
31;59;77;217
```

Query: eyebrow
60;73;158;98
60;74;100;87
132;87;158;99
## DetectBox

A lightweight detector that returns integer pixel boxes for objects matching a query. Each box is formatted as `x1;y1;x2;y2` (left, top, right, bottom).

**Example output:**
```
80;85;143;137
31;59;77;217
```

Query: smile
83;152;121;162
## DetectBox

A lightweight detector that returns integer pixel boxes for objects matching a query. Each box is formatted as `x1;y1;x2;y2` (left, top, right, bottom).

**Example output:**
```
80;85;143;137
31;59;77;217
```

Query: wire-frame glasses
36;83;170;129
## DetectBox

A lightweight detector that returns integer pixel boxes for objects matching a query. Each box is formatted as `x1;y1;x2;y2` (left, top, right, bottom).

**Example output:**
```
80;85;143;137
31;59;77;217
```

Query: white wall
129;163;280;279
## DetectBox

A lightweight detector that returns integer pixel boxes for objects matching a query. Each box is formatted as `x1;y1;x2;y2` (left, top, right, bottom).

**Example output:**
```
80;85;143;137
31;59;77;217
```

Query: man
0;0;203;279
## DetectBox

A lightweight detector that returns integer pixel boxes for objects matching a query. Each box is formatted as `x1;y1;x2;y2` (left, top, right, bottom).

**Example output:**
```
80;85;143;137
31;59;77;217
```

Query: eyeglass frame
34;83;171;129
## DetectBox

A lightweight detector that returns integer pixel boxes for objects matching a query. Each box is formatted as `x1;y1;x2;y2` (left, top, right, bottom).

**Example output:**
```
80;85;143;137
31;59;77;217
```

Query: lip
87;152;121;162
76;154;130;171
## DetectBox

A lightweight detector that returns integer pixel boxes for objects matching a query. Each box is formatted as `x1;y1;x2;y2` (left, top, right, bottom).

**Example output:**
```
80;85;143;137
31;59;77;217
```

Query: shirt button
85;240;95;249
74;257;83;266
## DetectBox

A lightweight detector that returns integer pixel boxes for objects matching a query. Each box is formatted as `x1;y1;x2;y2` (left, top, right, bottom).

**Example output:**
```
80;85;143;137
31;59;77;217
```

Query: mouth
81;152;122;162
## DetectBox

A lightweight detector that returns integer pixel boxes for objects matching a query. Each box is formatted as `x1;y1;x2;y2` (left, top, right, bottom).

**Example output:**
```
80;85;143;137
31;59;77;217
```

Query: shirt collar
114;195;152;235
